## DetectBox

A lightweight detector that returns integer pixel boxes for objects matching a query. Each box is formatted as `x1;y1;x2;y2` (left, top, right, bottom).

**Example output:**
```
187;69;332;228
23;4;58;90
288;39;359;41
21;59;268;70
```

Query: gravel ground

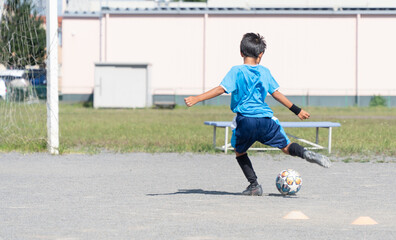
0;152;395;240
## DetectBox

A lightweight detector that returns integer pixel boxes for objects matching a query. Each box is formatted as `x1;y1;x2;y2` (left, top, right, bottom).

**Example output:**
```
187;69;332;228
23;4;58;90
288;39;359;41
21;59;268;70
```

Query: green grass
1;103;396;156
59;104;235;154
0;101;47;152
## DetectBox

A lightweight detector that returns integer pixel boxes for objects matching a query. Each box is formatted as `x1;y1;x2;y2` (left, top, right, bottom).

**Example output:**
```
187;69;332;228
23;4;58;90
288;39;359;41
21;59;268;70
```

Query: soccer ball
275;169;302;195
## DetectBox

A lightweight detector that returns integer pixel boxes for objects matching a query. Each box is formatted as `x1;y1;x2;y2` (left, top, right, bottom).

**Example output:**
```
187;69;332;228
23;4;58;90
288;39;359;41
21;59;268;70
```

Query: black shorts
231;114;290;153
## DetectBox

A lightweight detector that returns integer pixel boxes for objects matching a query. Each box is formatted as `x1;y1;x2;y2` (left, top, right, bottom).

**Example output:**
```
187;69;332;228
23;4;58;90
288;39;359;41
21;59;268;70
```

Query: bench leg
224;127;229;154
316;127;319;144
328;127;332;154
213;126;217;149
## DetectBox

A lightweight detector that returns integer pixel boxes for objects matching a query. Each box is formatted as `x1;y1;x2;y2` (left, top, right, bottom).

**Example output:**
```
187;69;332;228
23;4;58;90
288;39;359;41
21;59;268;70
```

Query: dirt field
0;152;395;240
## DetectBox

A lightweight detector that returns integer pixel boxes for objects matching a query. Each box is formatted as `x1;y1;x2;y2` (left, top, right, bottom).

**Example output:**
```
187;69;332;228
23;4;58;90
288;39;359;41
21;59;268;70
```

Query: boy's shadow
147;189;241;196
147;189;298;197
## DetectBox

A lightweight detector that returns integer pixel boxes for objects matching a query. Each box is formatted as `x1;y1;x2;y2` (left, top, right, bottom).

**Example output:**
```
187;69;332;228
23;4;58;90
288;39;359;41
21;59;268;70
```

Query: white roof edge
208;0;396;8
63;0;396;13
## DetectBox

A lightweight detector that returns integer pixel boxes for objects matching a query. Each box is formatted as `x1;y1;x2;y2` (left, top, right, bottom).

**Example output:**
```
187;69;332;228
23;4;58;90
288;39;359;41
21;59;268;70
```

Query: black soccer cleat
242;183;263;196
303;150;331;168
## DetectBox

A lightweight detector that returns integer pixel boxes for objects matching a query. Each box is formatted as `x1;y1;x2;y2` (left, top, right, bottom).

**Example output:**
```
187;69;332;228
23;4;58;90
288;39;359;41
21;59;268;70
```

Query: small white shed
94;63;151;108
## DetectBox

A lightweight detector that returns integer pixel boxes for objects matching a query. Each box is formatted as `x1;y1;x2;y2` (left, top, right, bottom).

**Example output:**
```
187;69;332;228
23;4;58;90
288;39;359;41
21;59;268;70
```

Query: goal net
0;0;48;151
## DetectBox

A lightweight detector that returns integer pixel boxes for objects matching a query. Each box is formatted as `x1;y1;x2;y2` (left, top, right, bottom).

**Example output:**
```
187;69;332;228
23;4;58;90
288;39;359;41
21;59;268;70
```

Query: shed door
94;65;147;108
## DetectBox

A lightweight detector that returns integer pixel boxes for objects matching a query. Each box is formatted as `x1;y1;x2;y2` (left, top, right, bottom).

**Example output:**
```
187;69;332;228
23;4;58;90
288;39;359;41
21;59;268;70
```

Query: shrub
369;95;387;107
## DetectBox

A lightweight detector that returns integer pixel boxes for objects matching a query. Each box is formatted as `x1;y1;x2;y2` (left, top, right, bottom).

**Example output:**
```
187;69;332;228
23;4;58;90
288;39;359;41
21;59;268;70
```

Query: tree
0;0;46;68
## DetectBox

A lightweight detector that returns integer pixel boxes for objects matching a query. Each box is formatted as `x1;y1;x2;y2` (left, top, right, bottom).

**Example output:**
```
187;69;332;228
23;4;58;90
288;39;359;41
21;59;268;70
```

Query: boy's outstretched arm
271;90;310;120
184;86;225;107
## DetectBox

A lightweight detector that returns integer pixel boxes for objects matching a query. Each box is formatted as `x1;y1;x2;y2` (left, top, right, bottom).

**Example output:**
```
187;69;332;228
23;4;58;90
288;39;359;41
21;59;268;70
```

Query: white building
61;0;396;107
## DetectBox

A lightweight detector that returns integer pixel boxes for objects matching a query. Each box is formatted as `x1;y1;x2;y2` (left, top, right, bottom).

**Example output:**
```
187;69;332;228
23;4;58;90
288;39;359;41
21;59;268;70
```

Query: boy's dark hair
240;33;266;58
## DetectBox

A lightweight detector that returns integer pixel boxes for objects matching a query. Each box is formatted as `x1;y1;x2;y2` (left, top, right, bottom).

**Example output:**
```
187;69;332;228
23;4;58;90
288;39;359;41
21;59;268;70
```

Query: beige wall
62;13;396;96
358;16;396;96
104;15;204;95
205;15;357;96
62;18;100;94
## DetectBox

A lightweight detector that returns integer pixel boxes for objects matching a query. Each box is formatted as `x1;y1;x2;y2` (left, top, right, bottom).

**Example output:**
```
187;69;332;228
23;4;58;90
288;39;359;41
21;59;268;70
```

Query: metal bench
204;121;341;154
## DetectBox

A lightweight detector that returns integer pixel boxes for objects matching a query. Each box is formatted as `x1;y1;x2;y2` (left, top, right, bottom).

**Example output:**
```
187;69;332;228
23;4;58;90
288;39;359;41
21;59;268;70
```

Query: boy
184;33;331;196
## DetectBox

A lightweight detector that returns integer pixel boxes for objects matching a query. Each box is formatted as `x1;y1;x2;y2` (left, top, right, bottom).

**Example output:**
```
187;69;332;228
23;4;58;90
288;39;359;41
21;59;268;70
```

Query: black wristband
289;104;301;115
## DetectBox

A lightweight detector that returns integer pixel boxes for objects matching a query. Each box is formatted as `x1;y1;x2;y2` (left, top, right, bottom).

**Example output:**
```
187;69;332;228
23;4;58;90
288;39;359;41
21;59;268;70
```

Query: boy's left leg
232;115;263;196
236;152;263;196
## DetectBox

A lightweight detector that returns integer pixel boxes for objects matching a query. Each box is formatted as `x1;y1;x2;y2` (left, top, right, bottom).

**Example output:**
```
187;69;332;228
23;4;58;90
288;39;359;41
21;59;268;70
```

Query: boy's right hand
184;96;198;107
184;86;225;107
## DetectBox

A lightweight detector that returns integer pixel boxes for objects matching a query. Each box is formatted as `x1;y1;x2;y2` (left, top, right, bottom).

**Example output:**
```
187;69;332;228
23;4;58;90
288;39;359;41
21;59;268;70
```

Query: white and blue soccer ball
275;169;302;195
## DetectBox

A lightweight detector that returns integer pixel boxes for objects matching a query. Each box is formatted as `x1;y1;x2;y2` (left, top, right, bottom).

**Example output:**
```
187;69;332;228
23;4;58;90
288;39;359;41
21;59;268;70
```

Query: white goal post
46;0;59;154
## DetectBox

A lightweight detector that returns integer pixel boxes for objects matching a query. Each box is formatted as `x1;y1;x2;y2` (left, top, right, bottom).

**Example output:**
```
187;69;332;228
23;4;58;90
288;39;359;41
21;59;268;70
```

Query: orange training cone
283;211;310;220
351;216;378;225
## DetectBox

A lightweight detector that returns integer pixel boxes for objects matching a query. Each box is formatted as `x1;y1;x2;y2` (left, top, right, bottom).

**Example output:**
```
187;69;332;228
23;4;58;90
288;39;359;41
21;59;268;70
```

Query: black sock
288;143;306;159
236;153;258;185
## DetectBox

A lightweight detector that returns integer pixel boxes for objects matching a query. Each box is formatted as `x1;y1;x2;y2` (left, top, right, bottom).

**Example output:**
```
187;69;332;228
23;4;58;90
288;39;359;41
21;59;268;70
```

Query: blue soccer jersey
220;64;279;118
